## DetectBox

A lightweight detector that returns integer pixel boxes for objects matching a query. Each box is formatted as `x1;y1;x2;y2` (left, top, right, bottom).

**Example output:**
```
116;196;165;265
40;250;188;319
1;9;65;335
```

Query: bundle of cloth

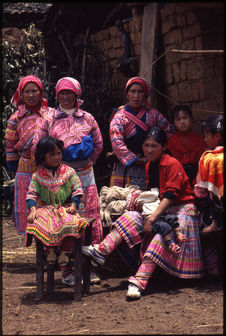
100;185;140;227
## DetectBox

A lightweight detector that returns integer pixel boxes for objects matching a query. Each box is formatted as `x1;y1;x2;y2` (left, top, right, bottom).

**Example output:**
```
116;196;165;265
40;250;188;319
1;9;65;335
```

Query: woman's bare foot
201;220;217;233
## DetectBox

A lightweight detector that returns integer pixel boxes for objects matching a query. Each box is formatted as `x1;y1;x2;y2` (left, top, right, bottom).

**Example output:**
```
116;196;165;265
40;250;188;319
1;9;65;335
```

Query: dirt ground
2;217;223;335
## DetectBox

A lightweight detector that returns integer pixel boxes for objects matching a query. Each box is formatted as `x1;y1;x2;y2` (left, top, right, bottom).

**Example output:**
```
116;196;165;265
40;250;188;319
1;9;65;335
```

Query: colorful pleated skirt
25;205;88;247
112;203;204;279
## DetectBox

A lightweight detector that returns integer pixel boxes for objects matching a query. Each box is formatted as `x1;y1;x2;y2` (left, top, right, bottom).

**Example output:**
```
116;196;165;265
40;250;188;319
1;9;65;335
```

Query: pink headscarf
125;77;151;107
11;75;48;109
56;77;83;108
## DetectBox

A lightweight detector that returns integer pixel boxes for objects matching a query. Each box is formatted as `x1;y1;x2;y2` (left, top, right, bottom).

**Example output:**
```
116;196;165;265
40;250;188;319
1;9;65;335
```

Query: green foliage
2;24;47;162
2;23;46;119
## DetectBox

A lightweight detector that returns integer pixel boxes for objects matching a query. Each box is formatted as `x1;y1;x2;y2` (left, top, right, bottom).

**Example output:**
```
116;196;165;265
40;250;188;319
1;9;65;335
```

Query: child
127;188;186;254
26;136;89;286
167;105;206;186
194;114;224;233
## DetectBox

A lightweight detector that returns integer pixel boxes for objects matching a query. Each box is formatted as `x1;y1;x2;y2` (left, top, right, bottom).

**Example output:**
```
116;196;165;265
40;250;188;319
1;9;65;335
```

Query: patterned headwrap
125;76;151;107
11;75;47;109
56;77;83;108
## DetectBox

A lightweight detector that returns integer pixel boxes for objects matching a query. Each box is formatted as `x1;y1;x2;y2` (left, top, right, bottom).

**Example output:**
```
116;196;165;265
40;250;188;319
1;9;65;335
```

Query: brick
166;29;183;45
186;11;197;25
166;65;173;84
183;23;201;40
187;58;203;80
160;3;176;17
176;14;186;27
167;84;179;102
172;63;180;83
194;36;202;50
180;60;187;80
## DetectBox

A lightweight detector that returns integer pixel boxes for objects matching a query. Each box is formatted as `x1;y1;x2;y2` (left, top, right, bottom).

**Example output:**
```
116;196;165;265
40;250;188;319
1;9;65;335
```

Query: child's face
44;146;62;168
174;110;192;132
142;136;165;162
203;131;221;150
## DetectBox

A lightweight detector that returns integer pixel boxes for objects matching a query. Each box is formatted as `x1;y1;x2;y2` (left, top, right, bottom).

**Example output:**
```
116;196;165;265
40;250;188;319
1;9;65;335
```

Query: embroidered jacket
26;163;84;207
33;107;103;164
5;106;50;162
110;105;174;167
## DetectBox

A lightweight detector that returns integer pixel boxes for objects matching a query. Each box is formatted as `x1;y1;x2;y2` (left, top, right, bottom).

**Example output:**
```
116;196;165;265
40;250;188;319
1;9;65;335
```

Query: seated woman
26;136;89;286
82;127;204;300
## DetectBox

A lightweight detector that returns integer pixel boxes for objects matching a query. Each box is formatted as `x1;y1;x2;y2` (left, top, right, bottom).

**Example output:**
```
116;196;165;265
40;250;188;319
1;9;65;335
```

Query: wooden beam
140;2;159;104
171;49;224;54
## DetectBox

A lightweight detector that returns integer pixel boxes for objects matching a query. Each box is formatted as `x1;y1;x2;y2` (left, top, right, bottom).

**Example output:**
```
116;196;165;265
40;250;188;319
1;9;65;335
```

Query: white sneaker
90;270;101;284
62;272;74;286
126;284;141;299
82;245;106;265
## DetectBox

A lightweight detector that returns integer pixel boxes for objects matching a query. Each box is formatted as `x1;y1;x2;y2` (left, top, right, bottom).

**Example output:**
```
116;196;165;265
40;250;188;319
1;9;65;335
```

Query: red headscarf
125;77;151;107
55;77;83;108
11;75;47;109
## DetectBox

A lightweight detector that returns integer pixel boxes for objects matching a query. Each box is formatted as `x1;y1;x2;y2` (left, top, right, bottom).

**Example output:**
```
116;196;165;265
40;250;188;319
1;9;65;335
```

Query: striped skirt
25;205;88;247
113;203;204;278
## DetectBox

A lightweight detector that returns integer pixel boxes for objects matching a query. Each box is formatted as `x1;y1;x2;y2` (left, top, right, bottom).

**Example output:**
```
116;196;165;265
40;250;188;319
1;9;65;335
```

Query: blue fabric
71;195;81;208
62;135;94;161
26;199;37;209
6;160;19;172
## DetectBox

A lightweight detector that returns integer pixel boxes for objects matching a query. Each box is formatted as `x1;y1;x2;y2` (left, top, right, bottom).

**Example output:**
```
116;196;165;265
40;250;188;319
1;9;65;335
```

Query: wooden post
140;2;159;104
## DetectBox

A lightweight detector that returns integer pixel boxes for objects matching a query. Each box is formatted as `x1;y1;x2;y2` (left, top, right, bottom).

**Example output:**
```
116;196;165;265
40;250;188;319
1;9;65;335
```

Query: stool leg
36;238;44;300
82;223;92;294
73;238;82;301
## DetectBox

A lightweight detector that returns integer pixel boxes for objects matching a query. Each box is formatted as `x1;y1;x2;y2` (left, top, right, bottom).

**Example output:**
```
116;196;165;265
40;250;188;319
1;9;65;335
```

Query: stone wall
89;15;143;107
89;3;223;130
158;3;224;130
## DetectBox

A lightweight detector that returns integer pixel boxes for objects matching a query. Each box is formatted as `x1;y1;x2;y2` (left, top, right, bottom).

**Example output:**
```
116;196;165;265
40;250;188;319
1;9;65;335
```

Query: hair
200;114;224;136
35;136;64;166
170;105;192;123
146;127;167;147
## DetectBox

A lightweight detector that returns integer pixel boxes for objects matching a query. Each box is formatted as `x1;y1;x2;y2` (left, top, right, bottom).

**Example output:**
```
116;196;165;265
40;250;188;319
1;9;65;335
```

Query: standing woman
5;75;50;234
109;77;174;190
33;77;104;281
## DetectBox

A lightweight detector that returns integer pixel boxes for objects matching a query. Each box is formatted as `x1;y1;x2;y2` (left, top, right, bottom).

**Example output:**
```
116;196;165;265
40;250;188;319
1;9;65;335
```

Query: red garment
166;130;206;165
145;153;195;204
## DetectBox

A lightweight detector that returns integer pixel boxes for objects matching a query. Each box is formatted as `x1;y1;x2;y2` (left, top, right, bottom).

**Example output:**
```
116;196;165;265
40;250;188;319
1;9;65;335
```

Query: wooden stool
35;220;93;301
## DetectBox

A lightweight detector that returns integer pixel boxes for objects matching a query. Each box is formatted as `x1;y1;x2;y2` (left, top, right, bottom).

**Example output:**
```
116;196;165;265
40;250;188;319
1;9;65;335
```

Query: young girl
194;114;224;233
26;136;89;286
167;105;206;186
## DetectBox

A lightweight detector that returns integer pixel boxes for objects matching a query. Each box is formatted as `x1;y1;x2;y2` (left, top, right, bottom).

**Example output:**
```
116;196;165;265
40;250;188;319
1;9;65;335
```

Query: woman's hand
27;206;37;223
66;203;77;215
143;215;154;235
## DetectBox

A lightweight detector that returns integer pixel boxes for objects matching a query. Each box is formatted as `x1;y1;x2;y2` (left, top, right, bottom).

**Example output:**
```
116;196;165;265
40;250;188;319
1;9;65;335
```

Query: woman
83;127;204;299
33;77;103;283
109;77;174;190
5;75;50;234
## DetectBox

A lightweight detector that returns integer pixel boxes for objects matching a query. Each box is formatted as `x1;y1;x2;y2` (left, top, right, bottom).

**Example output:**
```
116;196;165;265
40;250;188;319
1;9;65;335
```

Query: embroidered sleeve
69;170;84;199
88;114;103;164
110;111;138;166
5;113;20;162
